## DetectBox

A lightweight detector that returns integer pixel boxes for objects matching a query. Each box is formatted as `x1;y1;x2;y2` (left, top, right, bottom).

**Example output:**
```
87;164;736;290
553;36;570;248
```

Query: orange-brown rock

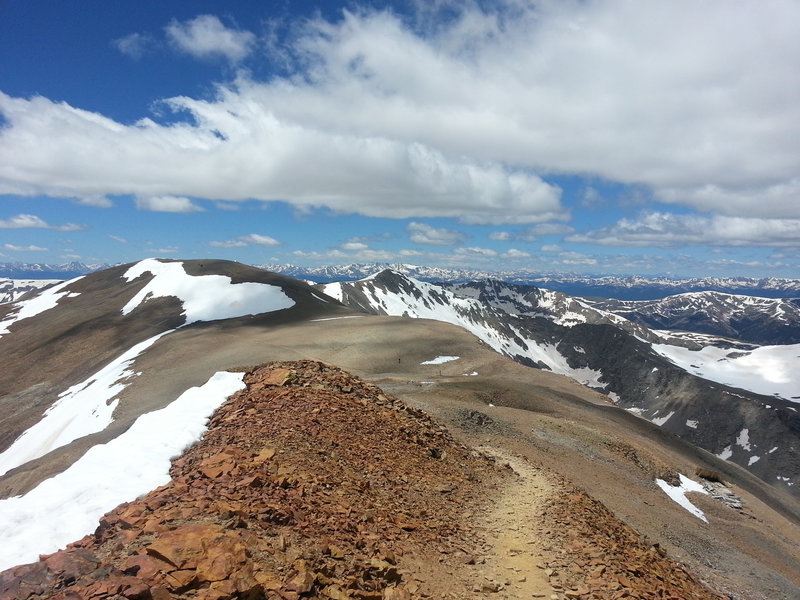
0;360;727;600
0;361;498;599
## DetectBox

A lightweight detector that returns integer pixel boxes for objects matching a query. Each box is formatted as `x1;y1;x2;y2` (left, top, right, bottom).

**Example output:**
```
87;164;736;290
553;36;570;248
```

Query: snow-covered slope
0;278;62;304
323;269;800;494
590;291;800;345
323;274;604;386
0;259;297;479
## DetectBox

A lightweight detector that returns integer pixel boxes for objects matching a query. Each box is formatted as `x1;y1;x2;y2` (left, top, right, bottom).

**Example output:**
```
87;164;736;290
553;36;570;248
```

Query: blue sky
1;0;799;277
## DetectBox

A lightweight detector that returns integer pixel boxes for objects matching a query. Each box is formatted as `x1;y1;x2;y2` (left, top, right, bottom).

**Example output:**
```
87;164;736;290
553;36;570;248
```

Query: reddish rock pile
0;361;499;600
0;360;729;600
534;481;727;600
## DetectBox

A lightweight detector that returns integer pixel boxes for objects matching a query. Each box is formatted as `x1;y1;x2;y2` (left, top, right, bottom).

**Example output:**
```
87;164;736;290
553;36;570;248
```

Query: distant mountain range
589;292;800;345
0;261;109;280
5;261;799;300
262;262;800;300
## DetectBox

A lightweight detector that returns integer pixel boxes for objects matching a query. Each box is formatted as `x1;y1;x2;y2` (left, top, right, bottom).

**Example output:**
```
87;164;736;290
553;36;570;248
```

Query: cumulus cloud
502;248;530;258
210;233;280;248
0;213;84;231
135;195;204;213
407;222;466;245
454;246;498;257
4;243;47;251
0;91;562;225
340;241;369;251
113;32;153;60
166;15;255;62
75;195;113;208
1;2;798;228
489;231;512;241
567;212;800;247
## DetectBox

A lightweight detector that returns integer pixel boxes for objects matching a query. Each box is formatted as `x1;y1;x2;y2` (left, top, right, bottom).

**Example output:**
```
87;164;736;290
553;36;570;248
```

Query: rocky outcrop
0;361;498;600
534;480;726;600
0;361;728;600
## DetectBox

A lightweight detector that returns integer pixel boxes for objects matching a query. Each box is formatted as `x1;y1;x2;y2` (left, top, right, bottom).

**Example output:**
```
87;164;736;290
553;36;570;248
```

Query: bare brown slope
2;298;799;598
0;259;334;456
0;362;725;600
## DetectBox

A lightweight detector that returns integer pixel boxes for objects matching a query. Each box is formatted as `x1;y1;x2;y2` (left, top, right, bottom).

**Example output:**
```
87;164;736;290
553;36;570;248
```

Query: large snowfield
653;342;800;401
0;371;246;571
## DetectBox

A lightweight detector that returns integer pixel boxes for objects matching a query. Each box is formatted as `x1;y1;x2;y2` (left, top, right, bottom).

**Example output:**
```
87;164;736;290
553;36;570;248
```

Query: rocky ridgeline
0;361;726;600
533;482;725;600
0;361;500;600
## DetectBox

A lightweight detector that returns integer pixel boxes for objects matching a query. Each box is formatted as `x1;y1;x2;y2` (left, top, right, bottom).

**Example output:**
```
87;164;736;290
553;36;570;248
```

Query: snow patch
655;474;709;522
123;259;294;324
0;370;246;572
320;282;344;303
0;277;82;337
421;355;459;365
310;316;364;322
652;411;675;426
652;342;800;401
0;331;172;477
685;419;699;429
736;428;751;451
748;456;760;466
718;446;733;460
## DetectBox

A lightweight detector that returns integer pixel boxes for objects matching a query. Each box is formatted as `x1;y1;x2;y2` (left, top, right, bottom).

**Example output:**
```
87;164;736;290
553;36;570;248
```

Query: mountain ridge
1;259;799;598
322;269;800;496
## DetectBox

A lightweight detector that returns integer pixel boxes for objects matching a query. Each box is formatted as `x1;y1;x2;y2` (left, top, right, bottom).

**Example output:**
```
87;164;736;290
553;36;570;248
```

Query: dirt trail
470;447;556;599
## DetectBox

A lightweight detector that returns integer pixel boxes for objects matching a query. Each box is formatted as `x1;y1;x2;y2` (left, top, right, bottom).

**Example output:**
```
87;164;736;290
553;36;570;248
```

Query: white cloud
407;222;466;245
525;223;575;236
1;2;798;229
243;233;280;247
558;251;597;266
135;195;204;213
454;246;497;257
0;91;562;225
165;15;255;63
489;231;511;241
340;241;369;251
4;244;47;252
108;234;128;244
541;244;562;253
256;2;799;218
210;233;280;248
0;214;84;231
657;179;800;218
502;248;530;258
113;33;153;60
567;212;800;248
75;195;113;208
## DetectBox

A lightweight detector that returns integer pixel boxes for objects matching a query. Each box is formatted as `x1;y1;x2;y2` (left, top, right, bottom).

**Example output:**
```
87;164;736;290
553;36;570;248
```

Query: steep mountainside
322;271;800;496
1;260;799;599
589;292;800;345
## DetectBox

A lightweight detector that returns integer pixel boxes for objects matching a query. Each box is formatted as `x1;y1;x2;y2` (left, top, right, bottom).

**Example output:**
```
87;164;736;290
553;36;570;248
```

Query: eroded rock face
0;361;497;600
